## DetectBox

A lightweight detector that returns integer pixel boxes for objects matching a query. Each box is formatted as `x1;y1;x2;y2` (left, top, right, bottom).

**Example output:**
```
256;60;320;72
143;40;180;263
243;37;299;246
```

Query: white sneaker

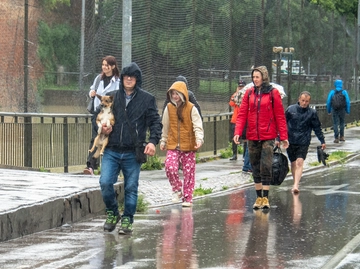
172;191;182;202
182;201;192;207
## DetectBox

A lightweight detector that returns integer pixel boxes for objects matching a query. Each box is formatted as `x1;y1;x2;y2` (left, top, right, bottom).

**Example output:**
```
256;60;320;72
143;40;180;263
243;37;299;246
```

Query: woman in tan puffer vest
160;81;204;207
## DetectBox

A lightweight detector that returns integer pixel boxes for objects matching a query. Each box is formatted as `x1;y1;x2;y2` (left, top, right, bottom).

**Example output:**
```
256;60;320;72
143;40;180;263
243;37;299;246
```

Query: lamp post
283;47;294;105
273;46;283;85
273;46;294;105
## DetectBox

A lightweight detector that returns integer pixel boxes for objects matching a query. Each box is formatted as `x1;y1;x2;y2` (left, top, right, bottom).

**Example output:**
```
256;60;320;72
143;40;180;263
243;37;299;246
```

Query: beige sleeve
191;107;204;144
160;106;170;147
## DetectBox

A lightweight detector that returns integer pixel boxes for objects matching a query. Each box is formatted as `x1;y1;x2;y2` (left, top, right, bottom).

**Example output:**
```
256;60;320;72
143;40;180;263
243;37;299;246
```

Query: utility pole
24;0;32;168
122;0;132;68
356;1;360;100
24;0;28;112
79;0;85;91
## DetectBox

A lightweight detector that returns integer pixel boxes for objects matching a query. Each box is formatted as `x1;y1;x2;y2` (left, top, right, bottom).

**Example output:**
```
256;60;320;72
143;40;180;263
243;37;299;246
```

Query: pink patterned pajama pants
164;149;196;203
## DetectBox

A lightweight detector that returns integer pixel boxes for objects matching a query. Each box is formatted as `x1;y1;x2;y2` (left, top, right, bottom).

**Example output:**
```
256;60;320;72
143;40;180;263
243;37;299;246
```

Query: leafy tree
309;0;357;18
37;21;80;84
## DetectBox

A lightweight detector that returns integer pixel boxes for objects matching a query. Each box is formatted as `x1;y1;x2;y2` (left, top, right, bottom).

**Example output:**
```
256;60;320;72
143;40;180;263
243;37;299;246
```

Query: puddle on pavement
1;161;360;268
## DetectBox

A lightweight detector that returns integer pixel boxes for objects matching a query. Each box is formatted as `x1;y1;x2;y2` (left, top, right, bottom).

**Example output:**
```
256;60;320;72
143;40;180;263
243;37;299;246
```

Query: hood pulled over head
334;79;343;90
167;81;188;105
121;62;142;88
175;75;189;90
252;65;270;87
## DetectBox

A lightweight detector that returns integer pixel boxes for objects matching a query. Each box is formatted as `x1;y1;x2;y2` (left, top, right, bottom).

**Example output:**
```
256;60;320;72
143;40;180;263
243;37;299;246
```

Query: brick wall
0;0;42;111
0;0;82;112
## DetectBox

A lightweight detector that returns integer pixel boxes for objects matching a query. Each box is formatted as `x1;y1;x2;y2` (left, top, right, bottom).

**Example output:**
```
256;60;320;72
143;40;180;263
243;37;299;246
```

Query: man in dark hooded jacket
93;62;162;234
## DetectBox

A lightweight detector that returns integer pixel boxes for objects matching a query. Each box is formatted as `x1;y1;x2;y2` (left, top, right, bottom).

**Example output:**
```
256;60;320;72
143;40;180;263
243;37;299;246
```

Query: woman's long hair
101;55;120;79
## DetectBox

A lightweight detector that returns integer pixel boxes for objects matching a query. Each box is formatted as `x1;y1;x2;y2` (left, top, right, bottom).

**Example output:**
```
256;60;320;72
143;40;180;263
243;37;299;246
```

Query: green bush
141;155;163;170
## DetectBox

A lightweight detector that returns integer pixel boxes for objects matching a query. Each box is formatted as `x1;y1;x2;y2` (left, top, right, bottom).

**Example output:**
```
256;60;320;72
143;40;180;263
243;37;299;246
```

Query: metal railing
1;101;359;172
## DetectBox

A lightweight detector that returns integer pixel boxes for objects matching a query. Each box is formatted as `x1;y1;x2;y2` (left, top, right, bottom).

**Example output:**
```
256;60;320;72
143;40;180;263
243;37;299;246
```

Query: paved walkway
0;126;359;241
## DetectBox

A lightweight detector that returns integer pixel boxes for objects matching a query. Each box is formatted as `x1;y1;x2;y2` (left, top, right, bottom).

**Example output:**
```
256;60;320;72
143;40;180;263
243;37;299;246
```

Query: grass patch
327;150;351;163
309;150;351;166
39;166;47;172
193;184;213;197
222;186;229;190
201;178;208;181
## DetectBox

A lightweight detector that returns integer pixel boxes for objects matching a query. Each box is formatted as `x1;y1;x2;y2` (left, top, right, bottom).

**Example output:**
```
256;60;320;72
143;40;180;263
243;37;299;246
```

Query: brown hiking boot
334;138;339;143
340;136;345;142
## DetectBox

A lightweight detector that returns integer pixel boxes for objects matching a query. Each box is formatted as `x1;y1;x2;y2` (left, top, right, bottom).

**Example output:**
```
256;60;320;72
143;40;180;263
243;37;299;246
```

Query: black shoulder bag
123;108;148;163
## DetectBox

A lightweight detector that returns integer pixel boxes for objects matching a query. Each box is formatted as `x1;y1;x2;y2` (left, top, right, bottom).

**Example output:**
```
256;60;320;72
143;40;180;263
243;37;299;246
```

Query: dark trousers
86;115;100;170
248;139;274;184
230;123;237;156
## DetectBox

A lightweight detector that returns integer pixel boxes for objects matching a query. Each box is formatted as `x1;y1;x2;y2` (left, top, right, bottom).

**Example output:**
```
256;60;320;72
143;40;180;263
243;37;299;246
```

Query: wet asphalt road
1;159;360;268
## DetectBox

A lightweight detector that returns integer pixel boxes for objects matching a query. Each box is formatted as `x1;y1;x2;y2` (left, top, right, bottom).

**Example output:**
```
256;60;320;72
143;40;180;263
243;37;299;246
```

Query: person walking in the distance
228;80;246;161
233;66;288;210
160;81;204;207
286;91;326;193
84;55;120;175
326;79;350;143
93;62;162;233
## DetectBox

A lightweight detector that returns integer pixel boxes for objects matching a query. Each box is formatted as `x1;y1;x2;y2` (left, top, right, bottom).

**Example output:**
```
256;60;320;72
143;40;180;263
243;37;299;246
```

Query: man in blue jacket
93;62;162;234
326;79;351;143
286;91;326;193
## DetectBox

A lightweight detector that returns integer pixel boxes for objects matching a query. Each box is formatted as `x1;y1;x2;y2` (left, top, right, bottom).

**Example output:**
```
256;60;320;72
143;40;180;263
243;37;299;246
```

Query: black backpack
271;146;289;185
331;90;346;110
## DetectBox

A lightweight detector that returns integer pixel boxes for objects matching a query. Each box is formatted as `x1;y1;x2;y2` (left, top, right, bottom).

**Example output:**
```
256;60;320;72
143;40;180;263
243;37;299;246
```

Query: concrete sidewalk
0;126;359;242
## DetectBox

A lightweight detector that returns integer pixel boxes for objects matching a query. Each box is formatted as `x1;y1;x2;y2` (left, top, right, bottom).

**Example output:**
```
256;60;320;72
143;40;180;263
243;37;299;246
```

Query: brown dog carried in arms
89;94;115;158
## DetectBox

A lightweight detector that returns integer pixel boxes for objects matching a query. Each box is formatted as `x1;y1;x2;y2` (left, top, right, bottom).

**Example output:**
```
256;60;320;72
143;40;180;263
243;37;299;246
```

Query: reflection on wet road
1;161;360;268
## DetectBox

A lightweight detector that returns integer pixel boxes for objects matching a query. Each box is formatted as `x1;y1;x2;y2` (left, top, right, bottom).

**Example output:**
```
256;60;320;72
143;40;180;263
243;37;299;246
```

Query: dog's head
96;94;114;108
